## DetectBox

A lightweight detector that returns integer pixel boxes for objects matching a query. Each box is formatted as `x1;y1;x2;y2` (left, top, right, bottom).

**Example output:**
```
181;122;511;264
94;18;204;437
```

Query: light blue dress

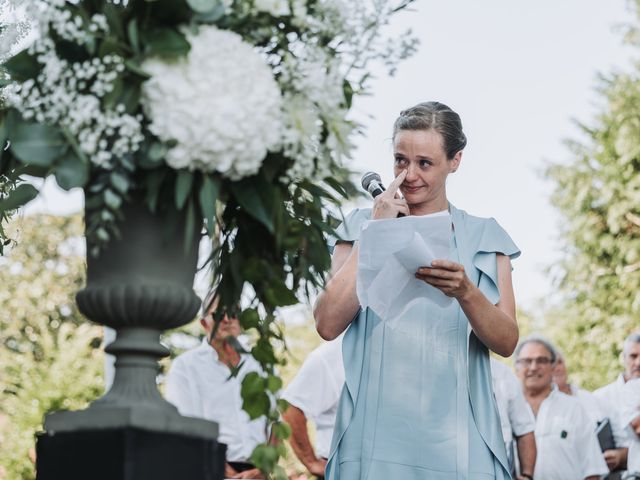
326;205;519;480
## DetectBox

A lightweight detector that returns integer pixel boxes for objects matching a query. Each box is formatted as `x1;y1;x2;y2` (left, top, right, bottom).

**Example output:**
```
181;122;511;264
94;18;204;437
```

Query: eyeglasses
515;357;553;367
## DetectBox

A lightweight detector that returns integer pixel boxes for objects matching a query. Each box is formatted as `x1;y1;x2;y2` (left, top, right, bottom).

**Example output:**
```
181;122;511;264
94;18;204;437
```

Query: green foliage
0;214;104;480
545;0;640;390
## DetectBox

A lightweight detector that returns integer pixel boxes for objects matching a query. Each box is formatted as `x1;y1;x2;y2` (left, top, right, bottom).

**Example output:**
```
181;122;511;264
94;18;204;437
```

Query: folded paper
357;212;452;328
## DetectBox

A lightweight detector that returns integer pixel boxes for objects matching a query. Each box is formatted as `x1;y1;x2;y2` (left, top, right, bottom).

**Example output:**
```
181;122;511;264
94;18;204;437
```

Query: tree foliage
0;214;104;480
545;0;640;390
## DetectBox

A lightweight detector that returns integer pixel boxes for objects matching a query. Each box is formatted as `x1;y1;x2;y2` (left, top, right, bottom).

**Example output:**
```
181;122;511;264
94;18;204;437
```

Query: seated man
621;378;640;477
515;336;608;480
165;289;267;479
490;357;536;480
282;336;344;479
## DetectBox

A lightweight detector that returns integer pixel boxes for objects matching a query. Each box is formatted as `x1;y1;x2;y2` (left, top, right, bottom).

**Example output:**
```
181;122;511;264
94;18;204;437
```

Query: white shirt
594;374;631;448
621;379;640;473
165;339;268;462
490;358;535;443
534;389;609;480
570;384;605;428
282;337;344;458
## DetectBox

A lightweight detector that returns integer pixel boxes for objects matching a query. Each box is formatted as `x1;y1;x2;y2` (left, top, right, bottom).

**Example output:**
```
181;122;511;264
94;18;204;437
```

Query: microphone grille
361;171;381;190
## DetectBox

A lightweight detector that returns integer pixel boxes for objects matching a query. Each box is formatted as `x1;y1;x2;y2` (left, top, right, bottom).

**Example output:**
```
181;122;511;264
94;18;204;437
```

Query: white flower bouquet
0;0;417;475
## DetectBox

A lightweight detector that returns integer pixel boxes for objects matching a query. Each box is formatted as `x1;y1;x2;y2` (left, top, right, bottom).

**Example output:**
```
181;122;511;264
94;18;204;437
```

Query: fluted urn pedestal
36;198;224;480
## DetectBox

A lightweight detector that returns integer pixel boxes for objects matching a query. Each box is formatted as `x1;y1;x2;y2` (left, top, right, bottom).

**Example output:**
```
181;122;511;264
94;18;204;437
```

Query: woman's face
392;129;460;212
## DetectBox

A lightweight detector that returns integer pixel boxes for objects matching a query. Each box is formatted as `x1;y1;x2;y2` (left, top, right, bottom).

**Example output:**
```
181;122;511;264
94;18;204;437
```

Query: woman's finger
386;170;407;197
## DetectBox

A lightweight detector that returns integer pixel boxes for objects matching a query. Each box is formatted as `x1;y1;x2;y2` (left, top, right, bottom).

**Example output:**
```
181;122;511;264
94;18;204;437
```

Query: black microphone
361;172;386;198
360;171;405;217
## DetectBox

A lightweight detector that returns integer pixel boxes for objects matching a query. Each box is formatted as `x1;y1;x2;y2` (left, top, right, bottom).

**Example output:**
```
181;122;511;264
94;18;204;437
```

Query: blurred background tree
545;0;640;391
0;214;104;480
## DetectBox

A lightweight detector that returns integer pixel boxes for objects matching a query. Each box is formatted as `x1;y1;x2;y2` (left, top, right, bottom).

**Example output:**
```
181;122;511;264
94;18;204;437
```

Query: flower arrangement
0;0;417;476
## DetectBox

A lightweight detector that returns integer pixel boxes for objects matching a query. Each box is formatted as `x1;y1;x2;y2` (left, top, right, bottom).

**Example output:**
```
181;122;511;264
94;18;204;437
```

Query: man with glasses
514;336;608;480
594;333;640;475
165;289;268;479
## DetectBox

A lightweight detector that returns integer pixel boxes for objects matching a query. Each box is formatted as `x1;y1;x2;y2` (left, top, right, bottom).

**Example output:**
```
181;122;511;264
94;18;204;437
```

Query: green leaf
242;391;271;420
9;114;67;167
0;183;38;212
241;372;266;397
127;19;140;53
231;182;274;233
271;421;291;441
183;198;196;253
145;28;190;58
120;83;141;113
199;175;220;235
174;170;193;209
264;279;298;307
240;308;260;330
104;189;122;210
187;0;217;13
102;76;124;108
3;49;40;81
124;60;150;79
110;172;129;193
54;151;89;190
266;374;282;393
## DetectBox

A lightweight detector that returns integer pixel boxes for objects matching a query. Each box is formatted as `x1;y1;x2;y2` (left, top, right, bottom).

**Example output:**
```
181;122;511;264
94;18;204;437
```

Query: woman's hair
392;101;467;160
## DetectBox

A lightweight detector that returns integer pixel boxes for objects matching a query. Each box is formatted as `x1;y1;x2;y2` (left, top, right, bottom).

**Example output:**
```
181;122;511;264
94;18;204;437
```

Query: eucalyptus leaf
145;28;190;58
124;60;151;79
3;49;40;81
54;151;89;190
199;175;220;235
104;189;122;210
175;170;193;209
127;19;140;53
0;183;38;212
9;116;67;167
110;172;129;193
183;198;195;253
231;182;274;233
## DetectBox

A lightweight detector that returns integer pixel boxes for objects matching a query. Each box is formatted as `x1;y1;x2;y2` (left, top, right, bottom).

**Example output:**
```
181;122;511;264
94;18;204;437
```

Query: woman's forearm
457;286;518;356
314;244;360;340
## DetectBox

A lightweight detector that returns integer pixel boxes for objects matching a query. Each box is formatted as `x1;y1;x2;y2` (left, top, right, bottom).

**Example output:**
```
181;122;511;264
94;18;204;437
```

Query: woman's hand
415;259;474;300
371;170;410;220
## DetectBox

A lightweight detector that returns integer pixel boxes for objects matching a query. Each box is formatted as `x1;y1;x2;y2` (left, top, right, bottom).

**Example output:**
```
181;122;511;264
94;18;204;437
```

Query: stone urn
43;196;217;439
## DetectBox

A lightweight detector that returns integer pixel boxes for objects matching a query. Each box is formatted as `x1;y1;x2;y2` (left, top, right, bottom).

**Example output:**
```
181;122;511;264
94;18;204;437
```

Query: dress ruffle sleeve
472;217;520;305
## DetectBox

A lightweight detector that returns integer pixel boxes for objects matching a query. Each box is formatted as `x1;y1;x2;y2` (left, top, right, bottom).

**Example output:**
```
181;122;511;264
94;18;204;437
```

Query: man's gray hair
623;332;640;357
514;335;558;363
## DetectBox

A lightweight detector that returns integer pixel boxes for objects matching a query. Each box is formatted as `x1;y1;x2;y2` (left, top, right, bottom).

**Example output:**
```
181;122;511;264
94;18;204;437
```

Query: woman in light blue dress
314;102;520;479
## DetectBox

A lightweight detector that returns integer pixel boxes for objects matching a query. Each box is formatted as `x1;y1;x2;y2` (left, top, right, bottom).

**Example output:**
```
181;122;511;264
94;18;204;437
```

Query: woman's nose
406;163;418;181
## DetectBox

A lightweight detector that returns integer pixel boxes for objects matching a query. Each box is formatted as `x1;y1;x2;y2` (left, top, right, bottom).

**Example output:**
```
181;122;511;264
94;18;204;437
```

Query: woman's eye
420;160;431;168
395;157;407;166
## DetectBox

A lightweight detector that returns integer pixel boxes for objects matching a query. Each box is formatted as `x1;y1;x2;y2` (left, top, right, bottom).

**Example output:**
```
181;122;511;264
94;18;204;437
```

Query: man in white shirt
515;336;609;480
165;290;267;479
490;357;537;480
621;378;640;476
282;337;344;479
552;350;605;427
594;333;640;473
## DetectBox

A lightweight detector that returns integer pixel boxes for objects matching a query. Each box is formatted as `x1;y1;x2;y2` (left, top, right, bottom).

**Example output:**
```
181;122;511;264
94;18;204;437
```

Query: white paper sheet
357;212;453;328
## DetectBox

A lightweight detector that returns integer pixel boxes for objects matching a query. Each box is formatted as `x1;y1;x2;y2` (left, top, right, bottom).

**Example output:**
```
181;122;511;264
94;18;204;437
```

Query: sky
22;0;636;315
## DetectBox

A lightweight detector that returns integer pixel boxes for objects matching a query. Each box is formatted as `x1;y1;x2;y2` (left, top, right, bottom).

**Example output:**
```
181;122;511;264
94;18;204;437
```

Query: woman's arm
315;172;410;340
415;253;518;356
313;242;360;340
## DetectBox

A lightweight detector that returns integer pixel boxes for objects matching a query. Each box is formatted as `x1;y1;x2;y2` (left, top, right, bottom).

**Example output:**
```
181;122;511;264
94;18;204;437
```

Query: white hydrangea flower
141;26;283;179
